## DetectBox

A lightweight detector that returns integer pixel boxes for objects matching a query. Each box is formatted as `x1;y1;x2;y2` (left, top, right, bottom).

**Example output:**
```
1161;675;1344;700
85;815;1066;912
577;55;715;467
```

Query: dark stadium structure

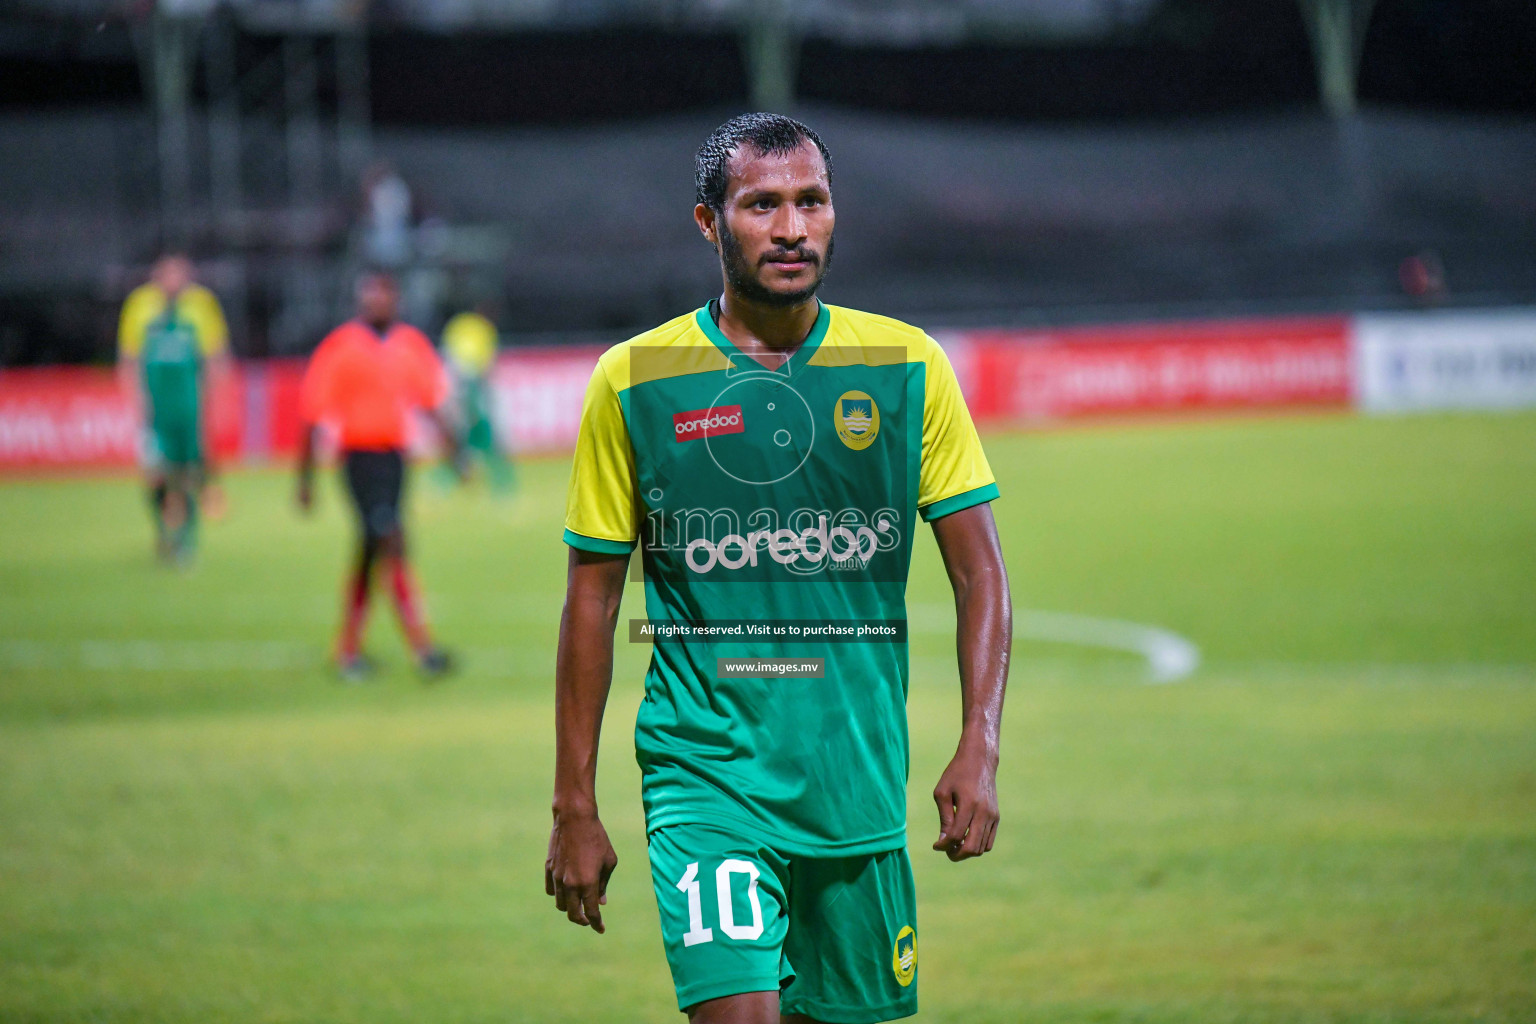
1;0;1534;362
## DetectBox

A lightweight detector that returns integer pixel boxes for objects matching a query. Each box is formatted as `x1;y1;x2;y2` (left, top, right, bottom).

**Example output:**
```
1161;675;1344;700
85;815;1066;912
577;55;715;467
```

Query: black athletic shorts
343;449;405;539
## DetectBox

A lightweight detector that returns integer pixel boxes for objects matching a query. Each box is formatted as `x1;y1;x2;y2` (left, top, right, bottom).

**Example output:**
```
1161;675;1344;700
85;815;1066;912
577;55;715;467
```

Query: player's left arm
295;333;337;514
116;287;151;413
917;332;1011;861
424;405;466;476
190;288;233;478
411;331;466;473
200;349;231;485
929;502;1011;861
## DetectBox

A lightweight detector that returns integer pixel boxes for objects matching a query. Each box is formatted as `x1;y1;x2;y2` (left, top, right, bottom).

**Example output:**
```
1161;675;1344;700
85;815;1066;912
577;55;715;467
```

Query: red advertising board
0;368;138;468
492;345;608;454
961;316;1352;424
0;367;242;470
0;316;1357;472
0;348;612;471
252;359;308;459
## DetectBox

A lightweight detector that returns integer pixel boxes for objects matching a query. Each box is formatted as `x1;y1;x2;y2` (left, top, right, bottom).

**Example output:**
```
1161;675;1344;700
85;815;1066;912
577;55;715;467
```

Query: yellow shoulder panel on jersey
809;305;926;368
599;309;729;393
809;303;996;517
117;284;167;358
177;285;229;356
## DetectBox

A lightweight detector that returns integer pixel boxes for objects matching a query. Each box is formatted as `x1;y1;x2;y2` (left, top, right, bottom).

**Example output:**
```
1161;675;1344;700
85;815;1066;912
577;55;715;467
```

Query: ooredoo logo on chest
673;405;744;441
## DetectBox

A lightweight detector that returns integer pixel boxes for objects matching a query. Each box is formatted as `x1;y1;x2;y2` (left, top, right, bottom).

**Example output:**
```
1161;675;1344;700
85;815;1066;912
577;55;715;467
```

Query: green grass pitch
1;411;1534;1023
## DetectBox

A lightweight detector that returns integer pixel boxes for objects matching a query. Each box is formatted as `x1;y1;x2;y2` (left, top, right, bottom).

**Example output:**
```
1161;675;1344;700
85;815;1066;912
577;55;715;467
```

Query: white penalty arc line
907;603;1201;684
1;611;1203;684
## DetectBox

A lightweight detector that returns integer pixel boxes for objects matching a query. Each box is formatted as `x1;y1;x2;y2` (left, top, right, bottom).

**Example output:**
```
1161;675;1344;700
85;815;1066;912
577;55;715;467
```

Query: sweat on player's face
708;141;834;301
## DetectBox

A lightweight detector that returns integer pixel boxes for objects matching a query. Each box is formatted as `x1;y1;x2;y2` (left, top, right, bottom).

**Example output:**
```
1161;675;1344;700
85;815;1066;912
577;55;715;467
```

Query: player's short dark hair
694;113;833;212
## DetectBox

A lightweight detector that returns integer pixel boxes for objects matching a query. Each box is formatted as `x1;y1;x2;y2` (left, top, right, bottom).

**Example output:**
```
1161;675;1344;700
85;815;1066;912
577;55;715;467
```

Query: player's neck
363;317;394;336
715;292;820;361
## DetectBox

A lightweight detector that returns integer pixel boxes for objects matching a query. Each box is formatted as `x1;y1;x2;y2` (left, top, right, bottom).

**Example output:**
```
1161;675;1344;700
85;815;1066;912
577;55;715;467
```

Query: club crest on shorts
892;925;917;987
835;391;879;450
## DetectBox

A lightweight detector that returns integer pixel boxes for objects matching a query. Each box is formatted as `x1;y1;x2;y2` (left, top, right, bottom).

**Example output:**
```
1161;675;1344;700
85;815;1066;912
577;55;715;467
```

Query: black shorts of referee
343;449;406;540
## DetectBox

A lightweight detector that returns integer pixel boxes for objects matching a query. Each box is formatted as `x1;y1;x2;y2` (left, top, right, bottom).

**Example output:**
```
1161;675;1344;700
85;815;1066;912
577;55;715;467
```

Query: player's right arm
547;353;638;934
116;285;154;412
403;328;465;477
295;332;339;513
185;285;233;475
548;547;626;933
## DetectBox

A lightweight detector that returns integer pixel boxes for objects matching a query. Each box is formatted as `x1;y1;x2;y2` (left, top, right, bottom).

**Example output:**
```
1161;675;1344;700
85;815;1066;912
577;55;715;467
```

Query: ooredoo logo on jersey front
674;404;744;442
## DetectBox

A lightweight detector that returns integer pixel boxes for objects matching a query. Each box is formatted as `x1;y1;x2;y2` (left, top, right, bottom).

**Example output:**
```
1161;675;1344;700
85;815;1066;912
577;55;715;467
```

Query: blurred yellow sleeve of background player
442;311;498;377
117;284;229;360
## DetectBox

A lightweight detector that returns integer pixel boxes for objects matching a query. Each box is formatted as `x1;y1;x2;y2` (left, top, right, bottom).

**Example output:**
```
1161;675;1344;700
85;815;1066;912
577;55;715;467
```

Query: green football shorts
142;421;202;470
646;822;918;1023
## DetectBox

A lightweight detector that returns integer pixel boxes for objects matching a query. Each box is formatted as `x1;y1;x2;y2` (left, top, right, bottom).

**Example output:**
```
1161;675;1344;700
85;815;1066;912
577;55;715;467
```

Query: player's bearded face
718;216;833;308
714;141;835;307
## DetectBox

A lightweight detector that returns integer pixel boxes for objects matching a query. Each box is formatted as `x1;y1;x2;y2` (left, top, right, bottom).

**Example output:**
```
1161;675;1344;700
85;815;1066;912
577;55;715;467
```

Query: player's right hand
546;810;618;934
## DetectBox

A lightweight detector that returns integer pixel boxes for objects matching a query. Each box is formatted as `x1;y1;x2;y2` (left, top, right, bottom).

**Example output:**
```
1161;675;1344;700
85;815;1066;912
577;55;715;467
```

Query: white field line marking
907;603;1201;683
0;639;313;672
0;639;527;676
2;614;1201;681
4;640;1529;687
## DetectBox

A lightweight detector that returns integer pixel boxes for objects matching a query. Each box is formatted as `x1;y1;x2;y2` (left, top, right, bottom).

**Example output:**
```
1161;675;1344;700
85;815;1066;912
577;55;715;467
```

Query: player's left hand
546;810;619;933
932;742;999;861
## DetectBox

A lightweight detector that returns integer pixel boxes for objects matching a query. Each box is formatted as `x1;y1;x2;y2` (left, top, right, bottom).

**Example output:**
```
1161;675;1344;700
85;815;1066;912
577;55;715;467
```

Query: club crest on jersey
834;391;879;450
892;925;917;987
674;404;744;442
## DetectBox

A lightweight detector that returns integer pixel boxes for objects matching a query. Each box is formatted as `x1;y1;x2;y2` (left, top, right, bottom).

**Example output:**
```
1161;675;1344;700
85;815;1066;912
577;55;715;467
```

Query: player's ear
693;203;717;248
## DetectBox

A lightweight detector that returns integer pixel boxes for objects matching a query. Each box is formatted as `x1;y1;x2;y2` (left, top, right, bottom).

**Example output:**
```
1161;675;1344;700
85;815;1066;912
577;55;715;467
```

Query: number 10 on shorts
676;860;764;946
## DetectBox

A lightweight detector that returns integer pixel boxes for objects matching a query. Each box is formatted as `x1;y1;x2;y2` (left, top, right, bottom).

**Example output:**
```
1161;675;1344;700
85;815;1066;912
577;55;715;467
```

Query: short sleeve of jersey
299;332;339;425
917;336;999;521
181;286;229;357
443;313;497;375
563;357;639;554
117;285;161;359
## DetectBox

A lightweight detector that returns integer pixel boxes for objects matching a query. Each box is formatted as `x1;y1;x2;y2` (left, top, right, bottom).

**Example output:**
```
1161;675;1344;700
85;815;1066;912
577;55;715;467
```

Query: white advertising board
1355;309;1536;413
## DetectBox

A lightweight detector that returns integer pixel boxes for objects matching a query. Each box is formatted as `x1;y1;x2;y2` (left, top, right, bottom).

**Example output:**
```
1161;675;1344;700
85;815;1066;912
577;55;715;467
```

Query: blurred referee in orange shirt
296;270;459;680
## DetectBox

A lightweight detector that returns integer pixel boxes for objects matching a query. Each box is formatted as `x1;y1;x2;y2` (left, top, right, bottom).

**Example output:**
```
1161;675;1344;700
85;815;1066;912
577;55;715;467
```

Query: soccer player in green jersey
117;254;230;564
440;303;514;492
548;113;1012;1023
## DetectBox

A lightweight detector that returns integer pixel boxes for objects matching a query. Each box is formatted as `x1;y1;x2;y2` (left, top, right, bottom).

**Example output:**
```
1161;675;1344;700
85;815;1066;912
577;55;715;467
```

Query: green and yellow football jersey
118;283;228;363
564;302;997;856
119;283;227;468
140;313;203;426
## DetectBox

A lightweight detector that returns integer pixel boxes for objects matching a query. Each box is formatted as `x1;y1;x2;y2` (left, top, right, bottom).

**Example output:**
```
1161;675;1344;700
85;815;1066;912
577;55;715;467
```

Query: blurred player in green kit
440;302;514;493
117;254;230;564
